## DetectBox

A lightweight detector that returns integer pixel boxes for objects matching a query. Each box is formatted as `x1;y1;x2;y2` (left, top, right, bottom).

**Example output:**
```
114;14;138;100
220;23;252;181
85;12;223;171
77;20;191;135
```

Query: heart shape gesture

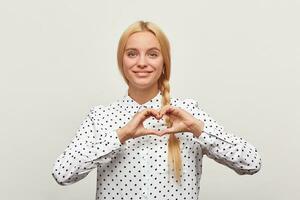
120;105;204;141
158;105;204;137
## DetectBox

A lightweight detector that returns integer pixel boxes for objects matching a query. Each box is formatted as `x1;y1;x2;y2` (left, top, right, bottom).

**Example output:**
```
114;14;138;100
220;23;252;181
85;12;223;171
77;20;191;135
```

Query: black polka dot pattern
52;91;262;199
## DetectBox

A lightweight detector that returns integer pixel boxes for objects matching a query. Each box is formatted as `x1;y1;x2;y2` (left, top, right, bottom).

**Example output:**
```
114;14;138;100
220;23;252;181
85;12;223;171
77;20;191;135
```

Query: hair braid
160;78;183;184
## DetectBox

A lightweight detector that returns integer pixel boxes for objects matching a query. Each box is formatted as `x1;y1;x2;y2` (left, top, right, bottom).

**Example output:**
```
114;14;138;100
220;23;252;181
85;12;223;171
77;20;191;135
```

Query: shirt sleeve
185;99;262;175
51;105;126;186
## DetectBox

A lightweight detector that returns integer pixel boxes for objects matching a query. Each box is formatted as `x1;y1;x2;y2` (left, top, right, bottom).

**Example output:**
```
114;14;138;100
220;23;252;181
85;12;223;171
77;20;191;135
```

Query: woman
52;20;262;199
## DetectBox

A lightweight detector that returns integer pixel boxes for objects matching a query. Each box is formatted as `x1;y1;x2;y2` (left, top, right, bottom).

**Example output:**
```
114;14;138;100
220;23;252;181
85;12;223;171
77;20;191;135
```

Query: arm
186;99;262;175
51;105;126;186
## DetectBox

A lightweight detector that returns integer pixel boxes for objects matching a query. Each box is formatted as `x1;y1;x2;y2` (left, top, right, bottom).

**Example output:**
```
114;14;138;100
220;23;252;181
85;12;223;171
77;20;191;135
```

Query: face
122;31;164;90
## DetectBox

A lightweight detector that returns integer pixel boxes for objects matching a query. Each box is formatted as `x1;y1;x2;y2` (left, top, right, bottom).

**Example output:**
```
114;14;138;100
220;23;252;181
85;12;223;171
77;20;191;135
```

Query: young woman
52;20;262;199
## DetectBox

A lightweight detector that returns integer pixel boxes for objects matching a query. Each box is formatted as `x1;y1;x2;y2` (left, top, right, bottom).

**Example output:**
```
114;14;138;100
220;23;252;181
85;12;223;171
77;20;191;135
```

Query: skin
117;31;204;144
122;31;163;104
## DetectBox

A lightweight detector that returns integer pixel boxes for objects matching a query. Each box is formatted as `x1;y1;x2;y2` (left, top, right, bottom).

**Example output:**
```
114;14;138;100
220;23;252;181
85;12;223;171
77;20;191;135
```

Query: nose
137;54;147;68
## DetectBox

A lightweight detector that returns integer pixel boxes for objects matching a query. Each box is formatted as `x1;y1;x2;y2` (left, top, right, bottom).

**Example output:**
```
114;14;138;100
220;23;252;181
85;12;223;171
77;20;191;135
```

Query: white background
0;0;299;199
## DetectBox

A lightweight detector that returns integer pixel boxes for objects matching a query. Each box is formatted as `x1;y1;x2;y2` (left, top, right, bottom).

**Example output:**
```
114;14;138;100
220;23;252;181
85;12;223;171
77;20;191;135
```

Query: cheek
149;57;164;70
123;58;134;75
123;56;136;68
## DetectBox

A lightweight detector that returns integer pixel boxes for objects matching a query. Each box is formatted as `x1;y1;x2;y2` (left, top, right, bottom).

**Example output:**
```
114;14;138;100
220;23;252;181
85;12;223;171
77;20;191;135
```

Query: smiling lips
133;70;153;77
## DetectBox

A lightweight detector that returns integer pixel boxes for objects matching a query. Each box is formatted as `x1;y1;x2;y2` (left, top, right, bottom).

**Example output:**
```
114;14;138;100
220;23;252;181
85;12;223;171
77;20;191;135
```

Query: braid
160;78;183;184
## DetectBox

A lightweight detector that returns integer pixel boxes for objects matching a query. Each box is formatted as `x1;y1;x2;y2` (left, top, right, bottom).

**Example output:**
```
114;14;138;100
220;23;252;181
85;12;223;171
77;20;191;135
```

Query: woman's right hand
117;108;162;143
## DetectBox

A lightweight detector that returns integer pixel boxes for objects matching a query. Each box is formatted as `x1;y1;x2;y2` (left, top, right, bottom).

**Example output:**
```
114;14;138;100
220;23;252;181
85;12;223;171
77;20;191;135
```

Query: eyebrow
125;47;161;52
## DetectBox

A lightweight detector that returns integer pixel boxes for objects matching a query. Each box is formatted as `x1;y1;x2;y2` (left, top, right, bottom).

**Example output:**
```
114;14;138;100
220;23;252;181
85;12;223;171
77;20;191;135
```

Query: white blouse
52;90;262;200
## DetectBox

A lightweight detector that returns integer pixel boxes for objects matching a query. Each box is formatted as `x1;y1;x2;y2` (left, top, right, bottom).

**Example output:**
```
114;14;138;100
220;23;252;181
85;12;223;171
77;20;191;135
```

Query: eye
148;52;159;58
127;51;137;57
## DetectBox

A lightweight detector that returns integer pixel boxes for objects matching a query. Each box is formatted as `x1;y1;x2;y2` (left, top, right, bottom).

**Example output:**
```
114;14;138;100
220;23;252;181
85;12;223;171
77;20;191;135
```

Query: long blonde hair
117;20;183;183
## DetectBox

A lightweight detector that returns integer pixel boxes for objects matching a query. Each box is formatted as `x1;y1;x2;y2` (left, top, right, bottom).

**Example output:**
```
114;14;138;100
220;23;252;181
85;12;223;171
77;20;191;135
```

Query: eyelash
127;52;158;57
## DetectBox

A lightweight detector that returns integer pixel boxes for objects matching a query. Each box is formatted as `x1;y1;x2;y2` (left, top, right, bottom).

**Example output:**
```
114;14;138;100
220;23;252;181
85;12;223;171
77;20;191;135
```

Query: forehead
125;31;161;50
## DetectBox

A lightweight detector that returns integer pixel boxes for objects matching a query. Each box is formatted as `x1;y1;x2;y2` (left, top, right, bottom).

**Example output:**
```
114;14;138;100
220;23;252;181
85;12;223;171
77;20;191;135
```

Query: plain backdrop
1;0;299;199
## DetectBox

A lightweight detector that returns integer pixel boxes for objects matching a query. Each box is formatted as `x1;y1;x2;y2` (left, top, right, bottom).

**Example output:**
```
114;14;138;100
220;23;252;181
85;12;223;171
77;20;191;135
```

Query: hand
117;105;205;143
158;105;204;137
119;108;163;141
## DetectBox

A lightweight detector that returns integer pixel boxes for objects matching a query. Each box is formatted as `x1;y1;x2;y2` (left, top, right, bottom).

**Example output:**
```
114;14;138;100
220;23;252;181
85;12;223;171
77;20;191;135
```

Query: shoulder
171;96;214;121
171;96;201;110
88;98;122;117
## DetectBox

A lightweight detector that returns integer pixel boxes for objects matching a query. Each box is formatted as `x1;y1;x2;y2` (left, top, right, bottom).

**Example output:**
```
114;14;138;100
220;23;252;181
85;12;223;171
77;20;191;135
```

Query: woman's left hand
158;105;204;137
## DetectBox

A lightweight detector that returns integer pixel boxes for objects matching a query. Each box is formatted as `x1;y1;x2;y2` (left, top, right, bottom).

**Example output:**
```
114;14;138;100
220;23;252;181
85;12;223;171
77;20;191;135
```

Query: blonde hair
117;20;183;184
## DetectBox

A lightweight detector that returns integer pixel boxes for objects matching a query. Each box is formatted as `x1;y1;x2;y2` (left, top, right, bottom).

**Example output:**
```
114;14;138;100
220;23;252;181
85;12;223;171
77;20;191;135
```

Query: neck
128;84;159;105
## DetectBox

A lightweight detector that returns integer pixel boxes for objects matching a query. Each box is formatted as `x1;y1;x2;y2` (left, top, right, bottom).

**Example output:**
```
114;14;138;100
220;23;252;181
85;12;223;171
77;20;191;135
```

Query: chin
131;80;156;89
134;83;153;89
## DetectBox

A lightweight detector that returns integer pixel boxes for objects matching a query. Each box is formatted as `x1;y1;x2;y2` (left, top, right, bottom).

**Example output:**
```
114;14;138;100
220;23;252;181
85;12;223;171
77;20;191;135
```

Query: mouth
133;71;153;77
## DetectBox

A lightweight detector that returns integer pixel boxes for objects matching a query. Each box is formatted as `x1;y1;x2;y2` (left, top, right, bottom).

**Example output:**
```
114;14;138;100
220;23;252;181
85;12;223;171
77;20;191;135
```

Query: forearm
52;129;125;185
116;127;131;144
189;119;204;138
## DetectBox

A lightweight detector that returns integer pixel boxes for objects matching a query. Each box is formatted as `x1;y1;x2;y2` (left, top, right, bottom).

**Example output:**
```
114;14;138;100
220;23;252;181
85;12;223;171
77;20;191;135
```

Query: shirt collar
120;89;163;113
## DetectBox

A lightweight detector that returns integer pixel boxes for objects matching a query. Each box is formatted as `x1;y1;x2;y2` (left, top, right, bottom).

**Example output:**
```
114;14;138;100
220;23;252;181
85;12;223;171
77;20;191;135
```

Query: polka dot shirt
52;90;262;200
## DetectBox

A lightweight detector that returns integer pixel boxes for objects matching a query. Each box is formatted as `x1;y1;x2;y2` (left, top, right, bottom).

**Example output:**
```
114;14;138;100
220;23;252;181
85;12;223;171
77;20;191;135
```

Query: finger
159;127;176;136
143;128;161;136
140;108;157;120
159;105;169;117
159;105;174;117
151;108;161;119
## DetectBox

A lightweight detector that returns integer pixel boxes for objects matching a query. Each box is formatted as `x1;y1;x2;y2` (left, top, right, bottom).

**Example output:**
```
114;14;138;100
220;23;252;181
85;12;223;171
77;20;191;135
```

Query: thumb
143;128;161;136
159;127;176;136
